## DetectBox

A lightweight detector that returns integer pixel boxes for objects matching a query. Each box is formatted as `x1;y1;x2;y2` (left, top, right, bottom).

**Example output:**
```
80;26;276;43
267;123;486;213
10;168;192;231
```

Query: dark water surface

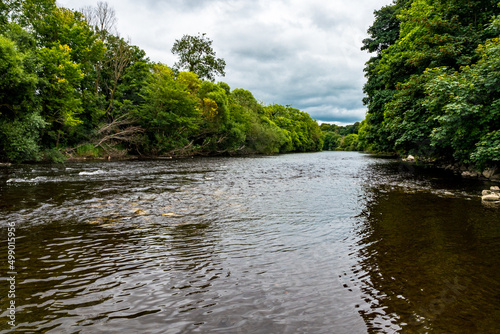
0;152;498;333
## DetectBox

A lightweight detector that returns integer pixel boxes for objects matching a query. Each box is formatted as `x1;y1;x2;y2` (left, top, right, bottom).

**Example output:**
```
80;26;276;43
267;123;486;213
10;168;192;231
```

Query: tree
264;104;324;152
81;1;117;41
361;0;500;167
361;0;410;152
171;33;226;82
323;132;342;150
0;35;38;118
37;44;84;147
0;0;324;162
424;36;500;167
135;64;200;155
0;35;45;162
339;134;359;151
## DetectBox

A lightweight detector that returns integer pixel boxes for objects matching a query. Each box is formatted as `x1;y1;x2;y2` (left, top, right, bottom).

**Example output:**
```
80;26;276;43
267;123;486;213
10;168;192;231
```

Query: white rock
482;194;500;202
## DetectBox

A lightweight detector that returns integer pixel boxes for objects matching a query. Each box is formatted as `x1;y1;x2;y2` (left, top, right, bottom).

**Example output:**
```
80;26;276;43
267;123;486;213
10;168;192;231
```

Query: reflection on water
352;162;500;333
354;189;500;333
0;152;498;333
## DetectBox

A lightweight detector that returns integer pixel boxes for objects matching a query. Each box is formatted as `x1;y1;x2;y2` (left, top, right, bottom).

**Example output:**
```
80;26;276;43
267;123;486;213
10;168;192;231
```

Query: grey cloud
307;6;352;31
306;106;366;123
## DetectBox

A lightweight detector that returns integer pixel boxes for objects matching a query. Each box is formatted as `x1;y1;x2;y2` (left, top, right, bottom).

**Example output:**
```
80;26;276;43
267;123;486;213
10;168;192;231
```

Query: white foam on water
79;170;106;176
6;176;48;184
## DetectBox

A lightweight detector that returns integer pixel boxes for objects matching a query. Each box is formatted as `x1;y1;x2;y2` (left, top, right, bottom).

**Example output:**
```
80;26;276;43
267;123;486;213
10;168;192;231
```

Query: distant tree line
0;0;323;163
360;0;500;169
320;122;361;151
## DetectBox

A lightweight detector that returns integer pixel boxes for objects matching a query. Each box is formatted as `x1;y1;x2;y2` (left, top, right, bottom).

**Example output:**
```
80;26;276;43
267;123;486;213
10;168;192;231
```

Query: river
0;152;498;333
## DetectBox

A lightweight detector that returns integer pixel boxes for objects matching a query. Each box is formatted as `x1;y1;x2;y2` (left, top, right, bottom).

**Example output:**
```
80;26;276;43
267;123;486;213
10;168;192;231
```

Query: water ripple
0;152;498;333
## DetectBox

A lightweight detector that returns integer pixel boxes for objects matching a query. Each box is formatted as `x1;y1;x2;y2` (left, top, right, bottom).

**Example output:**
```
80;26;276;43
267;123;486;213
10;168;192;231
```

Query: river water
0;152;498;333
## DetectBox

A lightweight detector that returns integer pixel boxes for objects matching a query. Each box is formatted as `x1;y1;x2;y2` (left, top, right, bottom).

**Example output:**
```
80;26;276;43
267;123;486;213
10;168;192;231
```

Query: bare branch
81;1;117;40
92;114;144;149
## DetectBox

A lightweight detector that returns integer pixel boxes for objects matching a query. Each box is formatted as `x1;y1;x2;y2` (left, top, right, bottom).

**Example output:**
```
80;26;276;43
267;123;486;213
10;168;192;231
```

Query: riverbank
0;145;290;165
401;155;500;183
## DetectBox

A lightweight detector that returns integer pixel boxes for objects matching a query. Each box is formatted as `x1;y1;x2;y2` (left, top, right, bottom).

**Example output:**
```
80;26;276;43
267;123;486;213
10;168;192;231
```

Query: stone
462;171;478;178
483;167;497;179
482;190;493;196
406;155;415;162
482;194;500;202
491;186;500;193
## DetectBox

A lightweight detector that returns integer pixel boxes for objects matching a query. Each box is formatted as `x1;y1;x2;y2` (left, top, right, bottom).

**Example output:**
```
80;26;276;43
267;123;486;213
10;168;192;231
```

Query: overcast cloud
57;0;391;124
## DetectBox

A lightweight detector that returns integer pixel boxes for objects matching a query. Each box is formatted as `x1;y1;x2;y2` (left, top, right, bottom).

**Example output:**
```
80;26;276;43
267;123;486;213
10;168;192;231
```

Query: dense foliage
0;0;323;163
362;0;500;169
320;122;361;151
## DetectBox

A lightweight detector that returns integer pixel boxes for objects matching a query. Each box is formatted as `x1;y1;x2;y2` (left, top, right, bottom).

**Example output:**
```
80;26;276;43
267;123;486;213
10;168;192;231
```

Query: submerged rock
133;208;147;215
162;212;177;216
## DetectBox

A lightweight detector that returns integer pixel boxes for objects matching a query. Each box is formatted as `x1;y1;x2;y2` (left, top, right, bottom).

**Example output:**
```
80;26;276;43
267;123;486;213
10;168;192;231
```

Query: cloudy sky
57;0;391;124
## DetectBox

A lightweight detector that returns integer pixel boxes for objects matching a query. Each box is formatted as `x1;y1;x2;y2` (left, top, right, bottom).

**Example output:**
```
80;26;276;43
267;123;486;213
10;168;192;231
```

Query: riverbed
0;152;498;333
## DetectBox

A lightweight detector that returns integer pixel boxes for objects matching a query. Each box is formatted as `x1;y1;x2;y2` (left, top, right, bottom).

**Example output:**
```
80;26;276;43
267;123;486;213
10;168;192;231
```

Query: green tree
361;0;410;152
229;88;265;153
338;122;360;136
197;80;229;130
323;132;342;150
0;35;45;162
424;36;500;167
362;0;500;166
0;112;46;162
135;64;200;155
0;0;325;161
0;35;38;118
339;134;359;151
37;44;84;147
265;104;324;152
171;33;226;82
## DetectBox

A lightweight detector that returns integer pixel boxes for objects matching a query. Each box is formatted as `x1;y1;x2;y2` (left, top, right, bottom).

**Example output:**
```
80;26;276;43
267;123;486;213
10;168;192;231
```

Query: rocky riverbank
402;155;500;182
442;164;499;182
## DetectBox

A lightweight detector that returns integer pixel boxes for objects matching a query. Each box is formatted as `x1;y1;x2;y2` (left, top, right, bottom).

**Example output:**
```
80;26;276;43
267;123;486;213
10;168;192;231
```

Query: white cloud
57;0;392;124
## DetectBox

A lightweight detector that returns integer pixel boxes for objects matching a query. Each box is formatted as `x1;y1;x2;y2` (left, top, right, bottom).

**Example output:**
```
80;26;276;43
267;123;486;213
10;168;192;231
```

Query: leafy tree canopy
0;1;322;162
360;0;500;169
171;33;226;82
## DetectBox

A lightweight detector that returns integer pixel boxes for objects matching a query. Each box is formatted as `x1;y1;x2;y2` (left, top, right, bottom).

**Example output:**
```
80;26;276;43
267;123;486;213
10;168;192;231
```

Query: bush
43;148;67;163
76;143;101;157
339;134;359;151
0;113;45;163
471;130;500;169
